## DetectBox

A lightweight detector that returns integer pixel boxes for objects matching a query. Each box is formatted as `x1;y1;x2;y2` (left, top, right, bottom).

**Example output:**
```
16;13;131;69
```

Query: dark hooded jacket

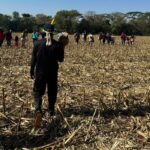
30;38;64;79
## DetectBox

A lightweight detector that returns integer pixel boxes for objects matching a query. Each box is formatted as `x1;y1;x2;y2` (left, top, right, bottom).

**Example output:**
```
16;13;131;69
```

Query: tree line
0;10;150;35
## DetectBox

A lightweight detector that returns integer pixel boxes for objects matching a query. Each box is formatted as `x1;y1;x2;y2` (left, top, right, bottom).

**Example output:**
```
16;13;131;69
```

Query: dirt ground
1;35;150;149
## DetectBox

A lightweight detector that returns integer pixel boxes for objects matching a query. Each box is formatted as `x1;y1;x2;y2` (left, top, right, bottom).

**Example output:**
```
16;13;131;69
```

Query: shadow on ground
1;104;150;149
62;103;150;118
0;115;68;149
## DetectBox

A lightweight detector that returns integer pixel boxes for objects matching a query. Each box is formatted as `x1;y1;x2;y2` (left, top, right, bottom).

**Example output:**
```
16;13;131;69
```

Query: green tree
20;13;36;32
0;14;12;31
83;12;112;33
11;11;21;31
77;18;90;33
35;14;52;30
55;10;81;33
111;12;126;34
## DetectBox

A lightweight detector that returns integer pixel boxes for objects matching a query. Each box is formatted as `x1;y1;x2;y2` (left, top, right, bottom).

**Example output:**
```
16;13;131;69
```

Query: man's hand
58;32;69;47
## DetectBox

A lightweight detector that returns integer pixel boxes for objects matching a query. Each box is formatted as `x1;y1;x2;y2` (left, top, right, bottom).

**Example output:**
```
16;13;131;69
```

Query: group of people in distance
0;28;14;47
0;28;45;48
73;31;135;45
120;32;135;45
74;31;94;45
98;32;115;44
0;28;28;48
0;27;135;49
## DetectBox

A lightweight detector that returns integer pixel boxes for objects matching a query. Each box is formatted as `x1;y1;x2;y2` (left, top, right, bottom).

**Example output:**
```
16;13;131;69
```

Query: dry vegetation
1;35;150;150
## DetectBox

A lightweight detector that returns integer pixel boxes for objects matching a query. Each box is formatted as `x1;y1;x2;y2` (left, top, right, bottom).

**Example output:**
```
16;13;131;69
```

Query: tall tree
111;12;126;34
55;10;82;33
20;13;36;32
11;11;21;31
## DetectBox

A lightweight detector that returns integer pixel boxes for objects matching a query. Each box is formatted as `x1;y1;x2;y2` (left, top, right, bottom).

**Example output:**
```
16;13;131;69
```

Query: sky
0;0;150;16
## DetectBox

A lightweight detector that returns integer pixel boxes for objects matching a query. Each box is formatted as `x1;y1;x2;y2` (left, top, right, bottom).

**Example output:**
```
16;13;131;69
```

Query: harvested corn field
1;35;150;149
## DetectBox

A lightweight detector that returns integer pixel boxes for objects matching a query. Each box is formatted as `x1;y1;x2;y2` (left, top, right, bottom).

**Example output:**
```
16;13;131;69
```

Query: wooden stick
33;139;63;149
16;93;25;103
0;112;17;125
64;125;82;145
7;107;19;115
57;104;71;130
2;88;6;114
83;88;86;105
16;102;24;134
85;107;97;141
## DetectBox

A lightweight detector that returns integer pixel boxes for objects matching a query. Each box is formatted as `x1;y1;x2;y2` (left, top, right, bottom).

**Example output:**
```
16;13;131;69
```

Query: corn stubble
0;35;150;149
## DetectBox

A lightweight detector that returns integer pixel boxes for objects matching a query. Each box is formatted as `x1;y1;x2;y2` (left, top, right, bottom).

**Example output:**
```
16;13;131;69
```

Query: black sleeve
30;42;38;74
56;42;64;62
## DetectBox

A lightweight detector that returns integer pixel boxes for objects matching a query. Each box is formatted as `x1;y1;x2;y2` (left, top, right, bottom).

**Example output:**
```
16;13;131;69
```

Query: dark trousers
33;72;58;111
7;40;11;46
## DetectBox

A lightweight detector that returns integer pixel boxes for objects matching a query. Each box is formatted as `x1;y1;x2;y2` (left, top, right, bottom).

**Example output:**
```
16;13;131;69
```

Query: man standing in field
30;25;69;128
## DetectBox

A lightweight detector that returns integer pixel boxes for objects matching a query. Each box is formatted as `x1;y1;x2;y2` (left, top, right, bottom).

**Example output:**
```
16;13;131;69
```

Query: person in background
15;35;19;48
74;32;80;44
106;32;111;44
0;28;5;47
82;30;87;43
129;35;135;45
5;30;12;47
121;32;127;45
32;30;39;43
87;33;94;46
21;29;28;48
